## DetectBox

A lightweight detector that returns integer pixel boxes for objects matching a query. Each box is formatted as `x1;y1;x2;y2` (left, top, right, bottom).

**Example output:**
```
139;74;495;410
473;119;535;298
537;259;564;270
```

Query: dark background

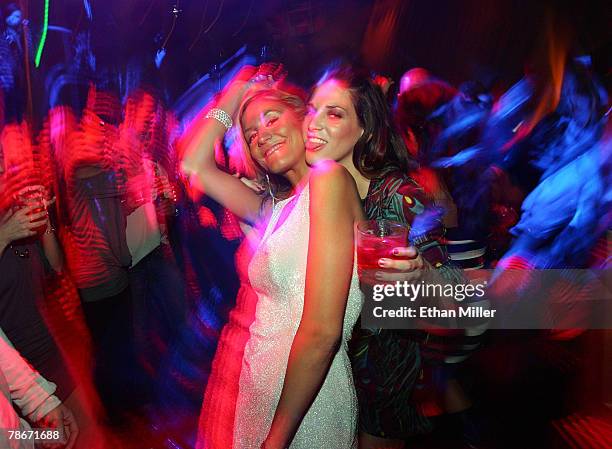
6;0;612;99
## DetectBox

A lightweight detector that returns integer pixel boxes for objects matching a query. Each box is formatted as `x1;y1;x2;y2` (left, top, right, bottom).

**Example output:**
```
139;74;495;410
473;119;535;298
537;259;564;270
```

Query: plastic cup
15;186;48;235
356;219;408;285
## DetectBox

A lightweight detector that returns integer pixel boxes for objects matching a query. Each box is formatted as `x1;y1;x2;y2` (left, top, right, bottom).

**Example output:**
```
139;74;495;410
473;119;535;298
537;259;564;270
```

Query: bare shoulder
309;160;356;193
308;161;362;221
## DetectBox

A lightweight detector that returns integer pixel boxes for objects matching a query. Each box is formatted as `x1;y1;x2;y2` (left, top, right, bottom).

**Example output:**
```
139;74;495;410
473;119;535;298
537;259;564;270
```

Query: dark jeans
81;287;145;423
129;245;187;400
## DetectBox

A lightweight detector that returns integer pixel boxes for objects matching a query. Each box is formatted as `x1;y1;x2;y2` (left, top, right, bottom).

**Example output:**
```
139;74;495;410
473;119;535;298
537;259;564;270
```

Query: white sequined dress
233;183;362;449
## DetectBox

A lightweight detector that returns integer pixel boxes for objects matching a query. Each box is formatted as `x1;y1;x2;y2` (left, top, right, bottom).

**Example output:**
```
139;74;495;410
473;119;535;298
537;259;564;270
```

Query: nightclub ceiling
5;0;610;98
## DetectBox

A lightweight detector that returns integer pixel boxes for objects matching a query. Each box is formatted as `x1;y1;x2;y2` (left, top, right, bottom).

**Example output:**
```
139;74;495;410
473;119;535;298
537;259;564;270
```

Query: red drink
356;220;408;285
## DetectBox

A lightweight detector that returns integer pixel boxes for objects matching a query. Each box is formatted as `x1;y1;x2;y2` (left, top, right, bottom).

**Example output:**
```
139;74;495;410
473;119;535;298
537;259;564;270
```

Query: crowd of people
0;2;610;449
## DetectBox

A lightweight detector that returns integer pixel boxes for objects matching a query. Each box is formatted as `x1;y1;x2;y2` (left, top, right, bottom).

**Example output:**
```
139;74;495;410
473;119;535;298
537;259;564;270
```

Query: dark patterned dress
351;171;460;439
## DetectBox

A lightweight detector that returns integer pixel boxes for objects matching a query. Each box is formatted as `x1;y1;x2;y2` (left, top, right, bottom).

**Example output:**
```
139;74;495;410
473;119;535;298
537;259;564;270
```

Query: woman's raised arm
180;66;264;223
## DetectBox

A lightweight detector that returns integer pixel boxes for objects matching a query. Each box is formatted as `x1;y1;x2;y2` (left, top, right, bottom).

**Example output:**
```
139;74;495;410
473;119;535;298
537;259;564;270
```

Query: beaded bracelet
205;107;233;130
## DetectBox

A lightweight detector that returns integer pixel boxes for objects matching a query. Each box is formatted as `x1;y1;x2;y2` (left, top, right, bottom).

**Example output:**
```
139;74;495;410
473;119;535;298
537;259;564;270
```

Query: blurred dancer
55;83;141;427
122;88;187;419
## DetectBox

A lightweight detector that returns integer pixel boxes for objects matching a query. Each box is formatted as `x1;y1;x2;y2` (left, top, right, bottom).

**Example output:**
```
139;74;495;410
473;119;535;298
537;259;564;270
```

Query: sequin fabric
233;184;362;449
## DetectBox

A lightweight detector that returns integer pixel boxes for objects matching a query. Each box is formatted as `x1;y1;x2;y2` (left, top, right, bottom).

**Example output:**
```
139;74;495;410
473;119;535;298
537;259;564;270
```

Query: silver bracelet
205;107;233;130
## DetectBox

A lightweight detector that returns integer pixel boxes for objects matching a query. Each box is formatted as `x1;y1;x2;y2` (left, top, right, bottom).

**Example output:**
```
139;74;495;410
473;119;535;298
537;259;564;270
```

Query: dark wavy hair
316;64;418;178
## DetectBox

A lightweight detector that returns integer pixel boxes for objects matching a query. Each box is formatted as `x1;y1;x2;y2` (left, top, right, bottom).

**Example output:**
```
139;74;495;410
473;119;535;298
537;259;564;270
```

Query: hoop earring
265;173;277;208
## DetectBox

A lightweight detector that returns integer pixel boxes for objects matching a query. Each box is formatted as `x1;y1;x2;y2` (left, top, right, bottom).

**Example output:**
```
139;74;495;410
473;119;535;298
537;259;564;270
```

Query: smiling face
241;96;307;180
303;79;364;167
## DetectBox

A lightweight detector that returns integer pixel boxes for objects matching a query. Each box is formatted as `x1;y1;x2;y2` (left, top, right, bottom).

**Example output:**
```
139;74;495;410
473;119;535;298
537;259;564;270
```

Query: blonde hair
233;86;307;202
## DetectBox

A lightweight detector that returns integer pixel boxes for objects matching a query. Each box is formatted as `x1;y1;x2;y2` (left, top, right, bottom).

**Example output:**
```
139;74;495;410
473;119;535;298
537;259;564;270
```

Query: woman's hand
226;64;259;89
229;63;285;88
35;403;79;449
0;206;48;248
375;246;432;282
216;65;259;116
218;63;286;116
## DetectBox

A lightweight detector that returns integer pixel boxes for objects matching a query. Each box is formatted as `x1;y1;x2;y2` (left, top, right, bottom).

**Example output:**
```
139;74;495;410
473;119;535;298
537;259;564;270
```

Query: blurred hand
216;65;259;117
156;173;174;200
253;62;286;85
156;196;176;218
0;206;48;245
373;74;394;95
155;48;167;68
223;63;285;104
35;403;78;449
226;65;259;91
